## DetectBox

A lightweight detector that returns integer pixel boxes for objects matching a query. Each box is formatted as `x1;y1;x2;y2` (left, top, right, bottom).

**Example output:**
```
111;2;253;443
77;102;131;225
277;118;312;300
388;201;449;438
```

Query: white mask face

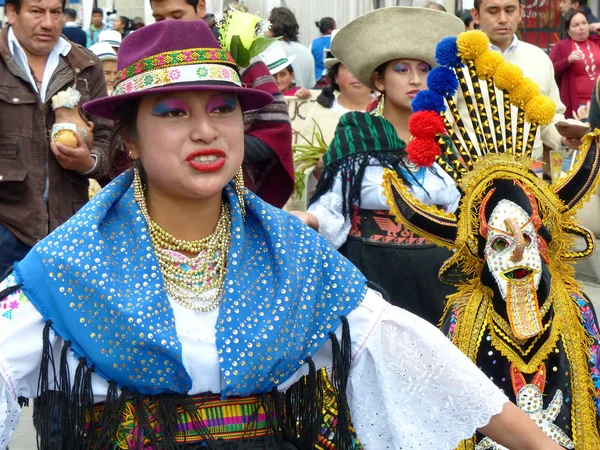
483;200;544;340
483;199;542;297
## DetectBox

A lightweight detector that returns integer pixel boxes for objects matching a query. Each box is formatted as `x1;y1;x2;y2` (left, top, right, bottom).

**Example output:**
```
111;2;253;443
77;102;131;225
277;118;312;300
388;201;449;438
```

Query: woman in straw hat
293;7;462;326
0;18;560;450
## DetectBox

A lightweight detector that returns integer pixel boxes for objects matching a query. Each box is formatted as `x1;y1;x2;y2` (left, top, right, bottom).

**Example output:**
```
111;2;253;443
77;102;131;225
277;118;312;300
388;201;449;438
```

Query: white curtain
81;0;94;30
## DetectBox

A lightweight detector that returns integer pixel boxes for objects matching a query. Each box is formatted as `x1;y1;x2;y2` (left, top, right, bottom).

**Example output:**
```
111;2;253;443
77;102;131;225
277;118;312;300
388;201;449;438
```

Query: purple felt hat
84;20;273;120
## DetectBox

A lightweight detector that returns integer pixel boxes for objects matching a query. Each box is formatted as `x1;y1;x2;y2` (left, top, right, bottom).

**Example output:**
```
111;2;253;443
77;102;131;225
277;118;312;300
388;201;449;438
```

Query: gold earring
234;167;246;217
375;93;385;117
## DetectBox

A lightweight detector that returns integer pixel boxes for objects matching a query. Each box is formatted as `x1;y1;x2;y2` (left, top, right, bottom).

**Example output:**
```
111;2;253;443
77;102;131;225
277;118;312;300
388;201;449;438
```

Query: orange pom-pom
525;95;556;125
457;30;489;61
408;111;446;139
407;138;441;167
494;62;524;92
474;51;504;80
509;78;540;108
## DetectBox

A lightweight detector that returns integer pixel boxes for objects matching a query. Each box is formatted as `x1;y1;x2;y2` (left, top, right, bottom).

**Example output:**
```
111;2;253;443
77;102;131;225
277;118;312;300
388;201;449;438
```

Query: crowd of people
1;0;600;448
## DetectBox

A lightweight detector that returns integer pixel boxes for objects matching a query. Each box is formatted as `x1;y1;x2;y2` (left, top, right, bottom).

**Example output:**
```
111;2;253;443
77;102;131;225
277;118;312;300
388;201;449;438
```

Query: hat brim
331;7;464;90
267;54;296;75
324;58;339;69
83;82;274;120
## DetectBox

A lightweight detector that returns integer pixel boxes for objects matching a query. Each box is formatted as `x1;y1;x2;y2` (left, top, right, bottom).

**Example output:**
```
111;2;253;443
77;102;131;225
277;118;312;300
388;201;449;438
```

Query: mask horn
553;131;600;211
383;170;458;249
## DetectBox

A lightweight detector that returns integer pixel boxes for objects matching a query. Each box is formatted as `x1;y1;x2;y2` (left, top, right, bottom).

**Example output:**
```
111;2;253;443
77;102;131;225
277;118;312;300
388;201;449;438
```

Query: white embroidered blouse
0;274;507;449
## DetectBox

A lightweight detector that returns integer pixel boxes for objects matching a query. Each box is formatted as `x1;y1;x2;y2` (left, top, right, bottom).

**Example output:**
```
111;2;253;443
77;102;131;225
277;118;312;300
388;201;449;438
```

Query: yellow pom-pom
457;30;490;60
525;95;556;125
509;78;540;108
494;62;524;92
474;51;504;80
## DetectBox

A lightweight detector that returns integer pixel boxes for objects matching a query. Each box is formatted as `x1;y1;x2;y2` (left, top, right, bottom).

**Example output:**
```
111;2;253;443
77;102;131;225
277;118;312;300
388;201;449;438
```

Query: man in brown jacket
0;0;111;274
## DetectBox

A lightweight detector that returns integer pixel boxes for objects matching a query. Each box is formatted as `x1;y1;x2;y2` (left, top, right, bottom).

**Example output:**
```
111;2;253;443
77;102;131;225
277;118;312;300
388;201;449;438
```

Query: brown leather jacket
0;27;111;247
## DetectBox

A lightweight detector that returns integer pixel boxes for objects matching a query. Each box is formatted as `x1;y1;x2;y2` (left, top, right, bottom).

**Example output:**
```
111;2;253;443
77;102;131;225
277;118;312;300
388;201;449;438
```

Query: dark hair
268;7;299;42
92;7;103;16
63;7;77;20
473;0;524;11
316;63;341;108
424;2;447;12
149;0;199;13
458;9;474;28
371;62;389;92
564;8;588;32
6;0;66;13
107;99;141;179
315;17;335;35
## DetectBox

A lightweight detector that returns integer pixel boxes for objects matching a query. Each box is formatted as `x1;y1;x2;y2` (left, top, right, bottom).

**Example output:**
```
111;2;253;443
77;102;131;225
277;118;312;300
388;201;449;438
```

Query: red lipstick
186;149;226;172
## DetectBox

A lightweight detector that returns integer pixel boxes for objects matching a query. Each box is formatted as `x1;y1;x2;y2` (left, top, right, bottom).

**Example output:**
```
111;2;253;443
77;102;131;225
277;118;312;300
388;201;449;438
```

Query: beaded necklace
574;40;597;81
133;169;231;311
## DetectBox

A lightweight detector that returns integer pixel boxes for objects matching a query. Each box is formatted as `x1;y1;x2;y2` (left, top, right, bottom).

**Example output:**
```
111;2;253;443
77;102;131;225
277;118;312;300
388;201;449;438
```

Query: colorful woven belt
349;206;431;246
89;393;273;448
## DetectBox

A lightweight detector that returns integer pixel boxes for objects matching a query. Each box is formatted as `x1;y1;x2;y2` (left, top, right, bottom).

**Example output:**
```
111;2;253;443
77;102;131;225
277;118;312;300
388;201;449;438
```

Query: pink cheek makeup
151;99;189;116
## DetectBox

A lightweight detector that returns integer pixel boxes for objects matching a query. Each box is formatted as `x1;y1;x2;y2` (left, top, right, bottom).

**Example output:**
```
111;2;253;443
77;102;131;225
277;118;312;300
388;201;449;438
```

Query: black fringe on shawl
29;316;356;450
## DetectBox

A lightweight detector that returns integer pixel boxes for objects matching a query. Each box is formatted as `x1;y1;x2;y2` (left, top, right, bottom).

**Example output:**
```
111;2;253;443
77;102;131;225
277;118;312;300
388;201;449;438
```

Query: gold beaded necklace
133;168;231;311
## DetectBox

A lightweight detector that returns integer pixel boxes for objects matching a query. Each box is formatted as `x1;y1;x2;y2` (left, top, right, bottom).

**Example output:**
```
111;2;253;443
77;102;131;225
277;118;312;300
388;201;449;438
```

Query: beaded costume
383;30;600;448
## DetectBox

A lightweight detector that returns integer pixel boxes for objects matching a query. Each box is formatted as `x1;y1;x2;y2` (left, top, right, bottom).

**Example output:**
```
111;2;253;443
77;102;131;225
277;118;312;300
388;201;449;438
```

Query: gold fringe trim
381;169;457;250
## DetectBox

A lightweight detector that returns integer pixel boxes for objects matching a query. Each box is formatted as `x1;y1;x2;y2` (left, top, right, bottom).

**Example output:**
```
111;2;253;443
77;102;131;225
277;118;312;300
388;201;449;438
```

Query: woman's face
113;17;123;32
102;59;117;92
335;64;370;97
569;12;589;42
274;67;294;93
129;90;244;204
374;59;430;111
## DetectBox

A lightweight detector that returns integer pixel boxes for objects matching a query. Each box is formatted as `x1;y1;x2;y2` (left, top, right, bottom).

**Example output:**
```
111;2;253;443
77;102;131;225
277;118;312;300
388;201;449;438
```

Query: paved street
8;256;600;449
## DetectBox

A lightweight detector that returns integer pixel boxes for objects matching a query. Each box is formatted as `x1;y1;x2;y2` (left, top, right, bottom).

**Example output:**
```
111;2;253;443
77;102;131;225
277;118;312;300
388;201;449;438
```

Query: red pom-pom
407;138;441;167
408;111;446;139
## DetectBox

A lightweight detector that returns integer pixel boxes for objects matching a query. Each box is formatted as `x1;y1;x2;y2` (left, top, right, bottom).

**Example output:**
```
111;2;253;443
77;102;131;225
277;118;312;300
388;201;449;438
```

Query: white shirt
7;26;71;103
0;274;508;449
308;162;461;249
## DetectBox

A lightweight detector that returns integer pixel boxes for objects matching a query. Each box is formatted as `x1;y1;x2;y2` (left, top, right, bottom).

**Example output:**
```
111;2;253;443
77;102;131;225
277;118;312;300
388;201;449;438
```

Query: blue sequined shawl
14;169;366;398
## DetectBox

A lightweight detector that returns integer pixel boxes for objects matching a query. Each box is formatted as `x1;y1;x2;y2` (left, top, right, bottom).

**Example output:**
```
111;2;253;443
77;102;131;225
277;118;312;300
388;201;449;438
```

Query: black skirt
339;207;456;326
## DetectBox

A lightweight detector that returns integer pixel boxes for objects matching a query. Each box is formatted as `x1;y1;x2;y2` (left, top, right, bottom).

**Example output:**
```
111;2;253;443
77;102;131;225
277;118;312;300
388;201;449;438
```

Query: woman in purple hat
0;18;562;450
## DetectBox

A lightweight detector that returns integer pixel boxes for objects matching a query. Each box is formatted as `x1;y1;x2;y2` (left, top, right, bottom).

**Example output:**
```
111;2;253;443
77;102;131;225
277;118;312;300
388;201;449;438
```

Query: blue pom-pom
427;66;458;97
411;90;446;114
435;37;463;68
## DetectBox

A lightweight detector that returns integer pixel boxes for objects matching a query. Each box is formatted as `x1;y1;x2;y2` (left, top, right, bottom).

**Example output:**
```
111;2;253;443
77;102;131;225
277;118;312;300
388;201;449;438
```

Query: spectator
62;8;86;47
457;8;476;30
98;29;121;53
550;9;600;118
113;15;132;38
146;1;295;208
133;17;145;30
260;45;311;98
470;0;572;156
424;1;447;12
559;0;600;33
151;0;206;21
89;41;117;94
311;17;335;82
85;7;104;47
267;7;316;88
0;0;111;274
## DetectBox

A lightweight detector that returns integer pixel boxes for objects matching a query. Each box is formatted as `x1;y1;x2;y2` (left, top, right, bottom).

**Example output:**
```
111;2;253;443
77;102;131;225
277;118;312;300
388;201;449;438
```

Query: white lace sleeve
0;274;49;450
307;174;351;249
348;293;509;449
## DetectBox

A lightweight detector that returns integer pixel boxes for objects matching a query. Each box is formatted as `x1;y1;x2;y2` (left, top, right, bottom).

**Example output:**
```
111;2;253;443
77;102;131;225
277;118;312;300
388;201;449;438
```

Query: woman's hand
295;88;312;100
289;211;320;231
572;101;590;122
312;156;324;180
562;135;583;149
568;49;585;64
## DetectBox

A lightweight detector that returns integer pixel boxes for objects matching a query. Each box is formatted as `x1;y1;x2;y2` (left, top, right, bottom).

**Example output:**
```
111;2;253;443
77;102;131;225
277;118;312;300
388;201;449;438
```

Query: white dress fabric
307;162;461;249
0;275;508;449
